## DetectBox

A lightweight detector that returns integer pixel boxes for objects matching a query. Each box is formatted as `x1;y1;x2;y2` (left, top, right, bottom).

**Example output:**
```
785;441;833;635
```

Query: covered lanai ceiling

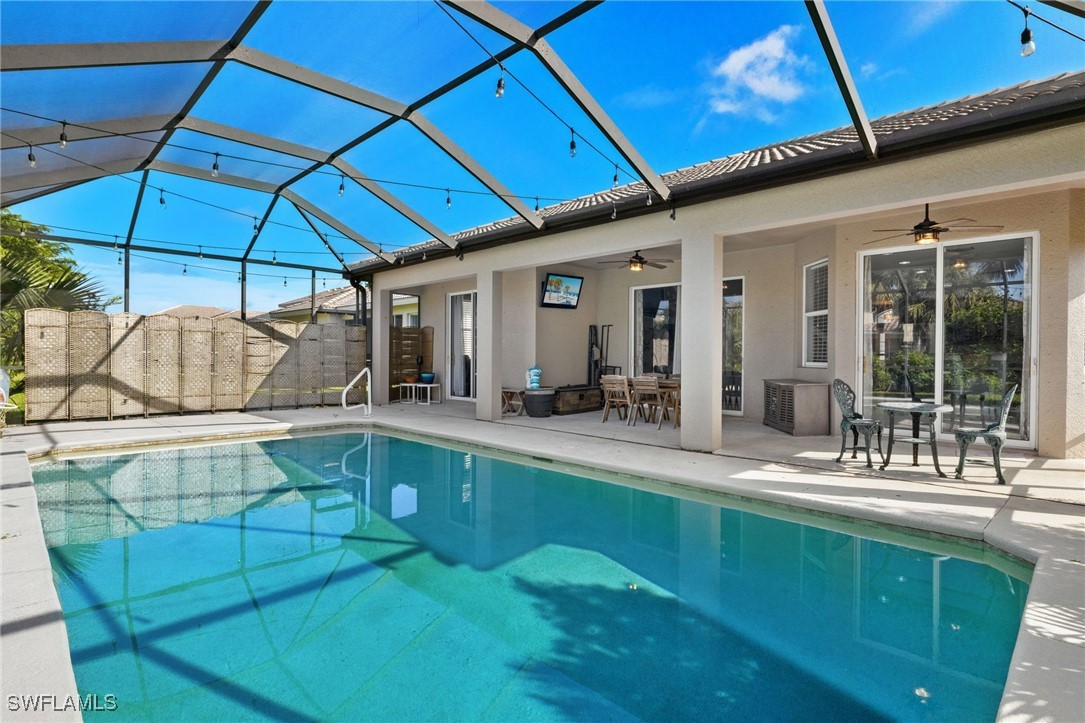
2;0;1083;307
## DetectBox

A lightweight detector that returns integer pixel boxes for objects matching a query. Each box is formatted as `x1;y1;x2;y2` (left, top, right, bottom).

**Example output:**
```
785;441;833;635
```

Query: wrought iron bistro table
876;401;953;477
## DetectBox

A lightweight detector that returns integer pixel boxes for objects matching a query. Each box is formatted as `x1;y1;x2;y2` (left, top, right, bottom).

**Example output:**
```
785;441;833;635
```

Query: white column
371;286;392;406
476;268;503;421
680;235;724;451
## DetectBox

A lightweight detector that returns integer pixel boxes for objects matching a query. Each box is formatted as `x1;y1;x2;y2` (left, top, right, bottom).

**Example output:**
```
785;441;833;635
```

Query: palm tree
1;256;110;365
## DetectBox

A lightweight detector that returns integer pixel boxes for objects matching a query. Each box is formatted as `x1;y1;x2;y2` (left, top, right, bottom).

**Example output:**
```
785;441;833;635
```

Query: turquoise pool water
34;432;1027;721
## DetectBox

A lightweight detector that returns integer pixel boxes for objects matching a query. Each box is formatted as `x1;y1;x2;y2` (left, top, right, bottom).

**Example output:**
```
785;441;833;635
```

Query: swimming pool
34;431;1028;721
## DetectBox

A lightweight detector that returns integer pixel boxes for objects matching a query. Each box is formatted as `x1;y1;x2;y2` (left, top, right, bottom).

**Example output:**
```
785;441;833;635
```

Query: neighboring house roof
272;286;416;315
352;71;1085;272
151;304;232;318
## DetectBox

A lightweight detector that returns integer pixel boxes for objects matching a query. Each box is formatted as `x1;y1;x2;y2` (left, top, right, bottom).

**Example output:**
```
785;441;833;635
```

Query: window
803;260;829;367
631;284;681;376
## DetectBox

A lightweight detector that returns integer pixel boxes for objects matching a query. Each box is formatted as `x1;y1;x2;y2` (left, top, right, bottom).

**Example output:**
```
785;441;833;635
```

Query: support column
680;235;724;451
476;268;503;421
372;286;393;406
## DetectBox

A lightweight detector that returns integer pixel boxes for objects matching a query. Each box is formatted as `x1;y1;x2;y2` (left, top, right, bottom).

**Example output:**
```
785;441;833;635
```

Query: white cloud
907;1;957;36
705;24;810;120
860;62;879;79
614;84;683;109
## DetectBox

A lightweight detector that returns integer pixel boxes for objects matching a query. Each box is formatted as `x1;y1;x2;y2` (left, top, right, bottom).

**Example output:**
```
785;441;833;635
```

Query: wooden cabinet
763;379;830;436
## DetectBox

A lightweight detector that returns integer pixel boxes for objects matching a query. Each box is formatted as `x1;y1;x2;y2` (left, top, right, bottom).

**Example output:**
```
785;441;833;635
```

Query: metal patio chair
832;378;884;468
954;385;1018;485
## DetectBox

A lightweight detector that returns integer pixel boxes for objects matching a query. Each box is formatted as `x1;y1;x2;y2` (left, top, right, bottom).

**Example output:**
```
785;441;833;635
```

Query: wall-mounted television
540;272;584;309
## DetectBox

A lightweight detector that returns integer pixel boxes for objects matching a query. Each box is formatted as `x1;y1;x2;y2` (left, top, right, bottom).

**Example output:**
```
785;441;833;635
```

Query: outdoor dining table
876;400;953;477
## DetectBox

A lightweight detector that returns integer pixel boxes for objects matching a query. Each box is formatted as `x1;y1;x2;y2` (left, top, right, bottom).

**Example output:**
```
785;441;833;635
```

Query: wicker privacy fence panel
23;310;368;422
24;309;70;422
109;313;147;418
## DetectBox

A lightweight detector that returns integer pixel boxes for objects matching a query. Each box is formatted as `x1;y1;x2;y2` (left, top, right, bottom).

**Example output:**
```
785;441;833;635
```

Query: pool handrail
342;367;372;416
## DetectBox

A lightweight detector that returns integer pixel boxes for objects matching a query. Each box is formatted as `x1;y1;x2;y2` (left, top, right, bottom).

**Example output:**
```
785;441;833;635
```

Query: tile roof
353;71;1085;272
151;304;233;318
275;286;357;313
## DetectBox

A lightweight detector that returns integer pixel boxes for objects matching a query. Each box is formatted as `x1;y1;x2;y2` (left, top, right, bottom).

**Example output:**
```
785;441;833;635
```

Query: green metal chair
832;378;883;468
954;385;1017;484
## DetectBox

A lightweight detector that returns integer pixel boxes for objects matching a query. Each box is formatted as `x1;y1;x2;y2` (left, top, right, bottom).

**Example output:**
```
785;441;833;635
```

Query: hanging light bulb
534;196;540;216
611;203;617;221
253;216;259;232
59;122;68;149
272;250;277;264
322;277;327;288
612;164;619;188
1021;7;1036;56
569;128;577;158
198;245;203;259
669;203;677;223
646;192;653;207
182;264;188;276
338;175;345;197
27;145;36;168
495;66;505;98
237;272;242;283
117;251;123;266
422;251;428;261
112;236;118;251
211;152;220;178
445;188;452;209
283;277;287;287
159;188;166;210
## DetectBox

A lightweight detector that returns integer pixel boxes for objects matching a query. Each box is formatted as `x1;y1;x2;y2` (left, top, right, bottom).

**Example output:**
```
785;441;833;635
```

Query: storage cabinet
763;379;830;435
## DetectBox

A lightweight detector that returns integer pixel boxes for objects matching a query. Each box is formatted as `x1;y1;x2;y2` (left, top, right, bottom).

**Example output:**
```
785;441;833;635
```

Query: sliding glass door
722;277;744;414
860;236;1035;445
631;284;681;377
448;291;476;400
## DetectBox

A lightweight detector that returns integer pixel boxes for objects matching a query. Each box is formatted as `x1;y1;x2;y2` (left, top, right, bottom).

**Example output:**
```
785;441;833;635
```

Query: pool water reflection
34;433;1028;721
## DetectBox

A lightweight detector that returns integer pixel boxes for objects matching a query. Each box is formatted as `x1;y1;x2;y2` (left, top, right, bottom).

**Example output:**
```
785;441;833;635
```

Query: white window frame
802;259;829;368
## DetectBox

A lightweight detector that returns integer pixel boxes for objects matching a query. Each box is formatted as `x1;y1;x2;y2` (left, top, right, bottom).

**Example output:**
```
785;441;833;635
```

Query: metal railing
342;367;372;416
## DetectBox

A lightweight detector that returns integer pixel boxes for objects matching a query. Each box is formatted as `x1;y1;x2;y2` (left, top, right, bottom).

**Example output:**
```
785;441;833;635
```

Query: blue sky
4;0;1083;314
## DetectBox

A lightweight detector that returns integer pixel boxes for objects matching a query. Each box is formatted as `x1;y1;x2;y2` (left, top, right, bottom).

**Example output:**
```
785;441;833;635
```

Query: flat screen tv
540;272;584;309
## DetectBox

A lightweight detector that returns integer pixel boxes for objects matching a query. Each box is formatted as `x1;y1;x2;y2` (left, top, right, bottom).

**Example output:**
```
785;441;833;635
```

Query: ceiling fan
864;204;1003;245
597;250;674;271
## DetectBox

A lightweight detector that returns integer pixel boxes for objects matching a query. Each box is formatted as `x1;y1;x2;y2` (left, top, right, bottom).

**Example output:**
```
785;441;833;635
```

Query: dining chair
630;376;668;427
600;375;631;423
954;385;1017;484
659;384;680;429
832;378;883;468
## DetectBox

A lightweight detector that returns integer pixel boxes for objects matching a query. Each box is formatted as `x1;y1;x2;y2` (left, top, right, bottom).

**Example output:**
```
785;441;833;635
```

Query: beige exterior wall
367;123;1083;456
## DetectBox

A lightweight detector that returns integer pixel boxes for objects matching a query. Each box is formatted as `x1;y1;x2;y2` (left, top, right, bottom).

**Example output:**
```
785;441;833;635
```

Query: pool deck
2;404;1082;722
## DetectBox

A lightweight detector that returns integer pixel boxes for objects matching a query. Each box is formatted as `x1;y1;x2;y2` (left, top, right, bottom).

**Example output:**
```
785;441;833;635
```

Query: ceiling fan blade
945;224;1004;231
863;232;909;245
871;228;913;233
937;217;977;225
645;262;668;269
647;258;675;264
596;260;627;265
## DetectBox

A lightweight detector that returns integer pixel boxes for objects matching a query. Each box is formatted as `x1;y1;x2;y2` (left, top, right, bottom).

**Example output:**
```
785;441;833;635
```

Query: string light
646;192;653;207
182;264;188;276
534;196;540;216
495;66;505;98
117;251;123;266
422;251;427;261
569;128;577;158
238;272;242;283
59;122;68;149
612;164;619;188
1020;6;1036;56
283;277;287;287
198;245;203;259
338;175;345;197
211;152;220;178
27;144;36;168
445;188;452;209
159;188;166;210
272;250;277;264
322;277;327;287
669;202;677;223
112;235;118;251
611;203;617;221
252;216;259;232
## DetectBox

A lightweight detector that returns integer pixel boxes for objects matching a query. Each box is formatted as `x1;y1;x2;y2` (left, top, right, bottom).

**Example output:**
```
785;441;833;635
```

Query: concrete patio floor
1;403;1082;722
